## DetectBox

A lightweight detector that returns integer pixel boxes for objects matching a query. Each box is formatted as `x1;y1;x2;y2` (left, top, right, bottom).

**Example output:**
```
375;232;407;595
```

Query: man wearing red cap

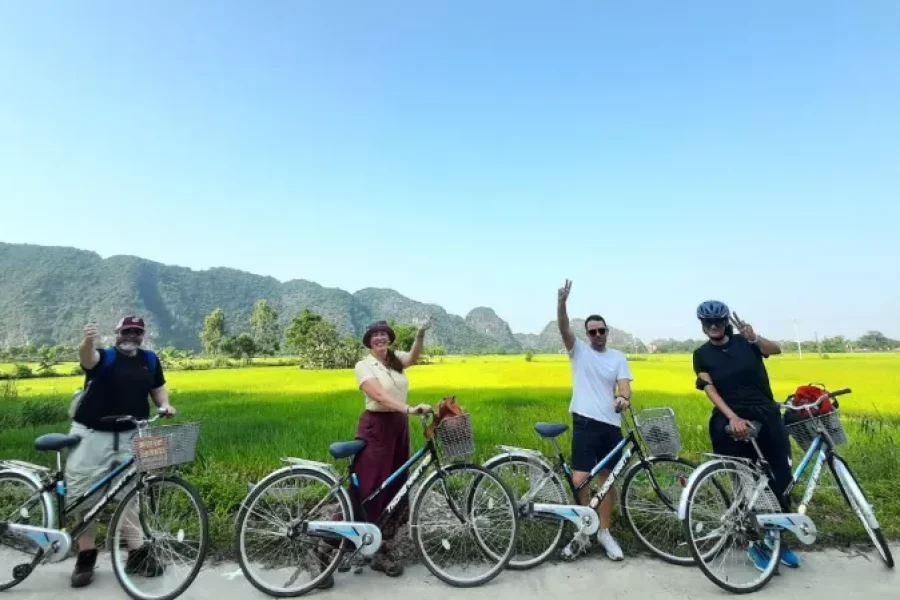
66;316;176;587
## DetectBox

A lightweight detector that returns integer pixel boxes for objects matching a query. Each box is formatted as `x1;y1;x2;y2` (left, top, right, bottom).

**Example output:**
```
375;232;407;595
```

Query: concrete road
6;545;897;599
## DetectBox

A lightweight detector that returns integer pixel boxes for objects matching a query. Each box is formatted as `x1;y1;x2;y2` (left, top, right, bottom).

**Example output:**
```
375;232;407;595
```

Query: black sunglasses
701;318;728;328
587;328;608;336
120;328;144;336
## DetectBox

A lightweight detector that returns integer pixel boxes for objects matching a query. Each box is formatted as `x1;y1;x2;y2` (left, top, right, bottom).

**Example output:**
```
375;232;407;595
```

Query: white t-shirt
568;338;633;427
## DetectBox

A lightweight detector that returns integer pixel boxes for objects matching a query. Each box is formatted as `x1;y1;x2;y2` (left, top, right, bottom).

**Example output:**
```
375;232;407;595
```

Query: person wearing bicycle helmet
346;318;433;578
692;300;800;571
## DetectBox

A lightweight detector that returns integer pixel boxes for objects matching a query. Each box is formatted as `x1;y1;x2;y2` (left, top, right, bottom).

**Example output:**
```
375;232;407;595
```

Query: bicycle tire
235;467;352;597
482;454;568;569
0;471;52;591
411;462;518;587
829;454;894;568
620;456;697;566
681;459;781;594
109;473;209;600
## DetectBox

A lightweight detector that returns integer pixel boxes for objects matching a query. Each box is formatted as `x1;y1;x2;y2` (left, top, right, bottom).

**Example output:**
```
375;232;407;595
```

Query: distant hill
0;242;644;354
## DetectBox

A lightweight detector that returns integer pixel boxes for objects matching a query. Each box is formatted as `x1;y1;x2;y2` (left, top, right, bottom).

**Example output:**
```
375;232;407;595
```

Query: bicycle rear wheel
829;454;894;568
236;468;352;597
681;460;782;594
0;471;52;591
411;463;518;587
621;456;696;565
484;454;568;569
109;473;209;600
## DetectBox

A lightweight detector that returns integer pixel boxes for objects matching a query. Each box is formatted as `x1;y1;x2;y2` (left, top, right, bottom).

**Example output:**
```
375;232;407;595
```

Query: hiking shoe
370;553;404;577
748;542;772;572
766;538;801;568
125;545;165;577
596;529;624;561
71;549;98;588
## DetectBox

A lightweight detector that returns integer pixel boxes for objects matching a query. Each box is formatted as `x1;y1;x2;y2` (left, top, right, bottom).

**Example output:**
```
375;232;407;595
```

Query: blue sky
1;1;898;341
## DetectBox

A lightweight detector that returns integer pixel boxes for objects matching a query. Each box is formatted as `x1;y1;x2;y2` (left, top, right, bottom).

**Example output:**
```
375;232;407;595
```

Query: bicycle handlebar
99;407;174;426
782;388;852;412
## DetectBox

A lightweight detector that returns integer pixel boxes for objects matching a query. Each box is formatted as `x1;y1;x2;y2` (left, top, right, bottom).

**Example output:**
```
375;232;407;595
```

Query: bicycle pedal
12;563;32;580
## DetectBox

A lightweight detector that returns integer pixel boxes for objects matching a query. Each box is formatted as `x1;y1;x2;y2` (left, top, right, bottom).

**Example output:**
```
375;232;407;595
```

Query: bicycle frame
348;437;445;527
537;415;679;513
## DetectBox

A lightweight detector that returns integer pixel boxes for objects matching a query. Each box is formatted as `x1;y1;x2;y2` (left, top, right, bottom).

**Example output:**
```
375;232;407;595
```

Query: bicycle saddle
329;440;366;460
534;423;569;439
725;421;763;440
34;433;82;452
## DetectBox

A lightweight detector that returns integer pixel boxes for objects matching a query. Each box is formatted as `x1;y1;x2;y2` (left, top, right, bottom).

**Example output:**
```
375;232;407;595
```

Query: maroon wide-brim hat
363;321;395;348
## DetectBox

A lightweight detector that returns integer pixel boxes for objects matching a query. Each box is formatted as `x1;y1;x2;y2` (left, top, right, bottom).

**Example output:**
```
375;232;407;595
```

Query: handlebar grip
830;388;852;397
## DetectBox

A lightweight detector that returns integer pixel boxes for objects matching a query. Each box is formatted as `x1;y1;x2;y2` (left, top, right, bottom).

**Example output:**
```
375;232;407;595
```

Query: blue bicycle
679;386;894;594
235;400;520;596
0;410;208;600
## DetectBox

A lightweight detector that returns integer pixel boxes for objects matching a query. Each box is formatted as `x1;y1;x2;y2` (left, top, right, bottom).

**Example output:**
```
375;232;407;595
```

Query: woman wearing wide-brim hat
350;318;433;577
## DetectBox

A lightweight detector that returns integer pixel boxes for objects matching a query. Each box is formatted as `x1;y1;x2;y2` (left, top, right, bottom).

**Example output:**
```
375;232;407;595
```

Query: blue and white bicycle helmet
697;300;730;320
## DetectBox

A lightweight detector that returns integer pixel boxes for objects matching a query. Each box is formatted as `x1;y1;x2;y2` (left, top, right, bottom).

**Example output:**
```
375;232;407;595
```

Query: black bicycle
235;399;519;596
483;405;697;568
0;409;208;600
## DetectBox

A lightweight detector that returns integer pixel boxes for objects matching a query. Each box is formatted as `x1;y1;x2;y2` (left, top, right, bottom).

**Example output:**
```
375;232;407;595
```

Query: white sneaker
596;529;624;561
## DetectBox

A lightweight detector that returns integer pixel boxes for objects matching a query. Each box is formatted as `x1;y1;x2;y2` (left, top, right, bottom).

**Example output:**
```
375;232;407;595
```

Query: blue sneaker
766;538;801;568
748;542;772;572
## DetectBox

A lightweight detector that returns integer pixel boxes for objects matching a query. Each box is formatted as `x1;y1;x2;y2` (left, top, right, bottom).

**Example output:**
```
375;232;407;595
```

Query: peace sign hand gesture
730;312;758;343
558;279;572;304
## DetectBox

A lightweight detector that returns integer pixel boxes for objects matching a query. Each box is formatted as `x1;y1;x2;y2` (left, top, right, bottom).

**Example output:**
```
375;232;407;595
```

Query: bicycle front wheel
484;454;568;569
829;454;894;568
621;456;696;565
411;463;518;587
109;473;209;600
682;460;782;594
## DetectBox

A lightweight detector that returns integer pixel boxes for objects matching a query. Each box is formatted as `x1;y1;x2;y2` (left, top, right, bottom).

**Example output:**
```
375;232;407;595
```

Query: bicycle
678;386;894;594
0;409;209;600
235;398;520;596
482;405;697;569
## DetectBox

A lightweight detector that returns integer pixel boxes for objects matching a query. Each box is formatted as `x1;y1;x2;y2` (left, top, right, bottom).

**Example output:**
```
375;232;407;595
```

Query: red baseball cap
116;316;146;332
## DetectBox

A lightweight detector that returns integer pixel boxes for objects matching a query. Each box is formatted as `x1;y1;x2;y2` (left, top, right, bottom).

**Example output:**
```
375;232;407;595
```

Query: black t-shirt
74;348;166;431
692;335;775;410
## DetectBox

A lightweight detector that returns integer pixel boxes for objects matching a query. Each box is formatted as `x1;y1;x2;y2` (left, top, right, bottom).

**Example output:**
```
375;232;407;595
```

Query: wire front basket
634;407;682;457
133;422;201;472
786;410;847;451
434;413;475;460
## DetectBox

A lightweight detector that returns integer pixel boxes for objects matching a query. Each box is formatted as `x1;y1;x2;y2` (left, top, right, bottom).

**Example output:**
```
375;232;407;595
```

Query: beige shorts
64;422;138;512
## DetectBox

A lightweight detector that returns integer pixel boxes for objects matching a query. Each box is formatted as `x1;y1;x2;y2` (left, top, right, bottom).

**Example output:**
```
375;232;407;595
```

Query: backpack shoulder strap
143;349;159;373
96;347;115;374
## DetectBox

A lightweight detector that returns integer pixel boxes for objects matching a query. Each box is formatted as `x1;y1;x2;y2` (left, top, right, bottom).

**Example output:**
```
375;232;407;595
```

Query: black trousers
709;405;793;511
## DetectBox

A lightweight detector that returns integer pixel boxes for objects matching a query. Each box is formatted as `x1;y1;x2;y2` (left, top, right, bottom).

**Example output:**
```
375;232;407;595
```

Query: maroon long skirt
351;410;410;542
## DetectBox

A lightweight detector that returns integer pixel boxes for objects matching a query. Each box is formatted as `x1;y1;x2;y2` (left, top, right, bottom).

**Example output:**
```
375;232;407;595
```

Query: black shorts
570;413;625;473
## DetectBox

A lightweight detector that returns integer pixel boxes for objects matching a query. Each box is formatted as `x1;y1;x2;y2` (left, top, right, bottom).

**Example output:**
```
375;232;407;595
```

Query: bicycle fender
482;447;555;472
239;463;350;522
0;465;57;529
677;459;728;521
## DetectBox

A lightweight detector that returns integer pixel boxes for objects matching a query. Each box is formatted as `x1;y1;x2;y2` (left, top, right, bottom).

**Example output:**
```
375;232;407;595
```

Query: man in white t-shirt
557;279;633;560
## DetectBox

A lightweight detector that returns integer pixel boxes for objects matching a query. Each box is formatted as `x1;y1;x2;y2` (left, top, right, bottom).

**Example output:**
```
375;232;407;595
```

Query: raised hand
558;279;572;304
83;322;99;342
730;312;757;342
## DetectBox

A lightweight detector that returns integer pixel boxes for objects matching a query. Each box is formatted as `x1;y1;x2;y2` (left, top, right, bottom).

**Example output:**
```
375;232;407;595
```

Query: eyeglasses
701;318;727;329
587;328;608;336
120;328;144;336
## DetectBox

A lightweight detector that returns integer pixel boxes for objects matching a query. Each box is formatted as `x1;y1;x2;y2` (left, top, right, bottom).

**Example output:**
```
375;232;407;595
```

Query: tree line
197;300;447;369
648;330;900;354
